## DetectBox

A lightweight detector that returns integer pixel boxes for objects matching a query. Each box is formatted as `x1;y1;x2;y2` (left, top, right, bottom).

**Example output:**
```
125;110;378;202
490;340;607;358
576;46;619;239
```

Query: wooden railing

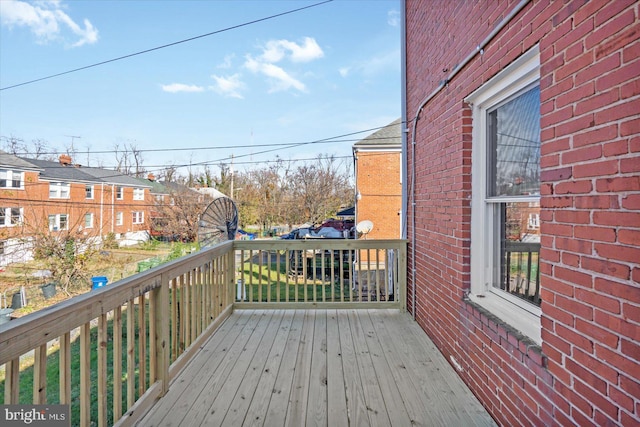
234;239;406;309
0;238;406;426
502;241;541;305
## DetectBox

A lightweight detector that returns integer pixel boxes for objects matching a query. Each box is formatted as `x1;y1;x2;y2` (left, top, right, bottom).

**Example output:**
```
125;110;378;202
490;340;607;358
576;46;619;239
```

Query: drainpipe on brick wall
407;0;530;320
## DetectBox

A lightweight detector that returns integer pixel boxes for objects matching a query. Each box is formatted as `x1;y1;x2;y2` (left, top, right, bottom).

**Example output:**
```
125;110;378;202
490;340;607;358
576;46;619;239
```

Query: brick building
0;151;151;265
353;119;402;239
404;1;639;426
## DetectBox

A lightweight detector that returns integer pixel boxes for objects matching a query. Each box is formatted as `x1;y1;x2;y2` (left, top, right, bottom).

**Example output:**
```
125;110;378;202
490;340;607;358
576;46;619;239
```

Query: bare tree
25;211;98;294
289;155;353;226
31;139;56;160
1;135;26;155
114;141;145;176
153;185;210;242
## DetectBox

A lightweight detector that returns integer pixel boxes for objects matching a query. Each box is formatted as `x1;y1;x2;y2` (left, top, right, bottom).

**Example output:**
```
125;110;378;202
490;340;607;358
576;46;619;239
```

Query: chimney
147;173;156;181
59;154;72;166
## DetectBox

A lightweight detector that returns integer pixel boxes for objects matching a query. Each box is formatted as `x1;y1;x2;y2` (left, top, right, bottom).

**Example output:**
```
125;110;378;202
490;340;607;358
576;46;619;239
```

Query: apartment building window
0;169;24;189
132;211;144;224
84;213;94;228
116;212;123;226
49;214;69;231
86;185;94;199
0;240;4;255
49;182;70;199
466;46;541;343
116;186;124;200
133;188;144;201
0;207;23;227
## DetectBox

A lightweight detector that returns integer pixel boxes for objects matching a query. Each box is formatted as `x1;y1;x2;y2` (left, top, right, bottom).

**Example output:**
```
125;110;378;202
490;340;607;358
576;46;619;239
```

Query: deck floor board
139;309;497;427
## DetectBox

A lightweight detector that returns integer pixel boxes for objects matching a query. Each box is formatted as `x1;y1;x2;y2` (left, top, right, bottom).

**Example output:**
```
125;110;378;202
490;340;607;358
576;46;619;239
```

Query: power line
0;0;333;91
5;121;408;177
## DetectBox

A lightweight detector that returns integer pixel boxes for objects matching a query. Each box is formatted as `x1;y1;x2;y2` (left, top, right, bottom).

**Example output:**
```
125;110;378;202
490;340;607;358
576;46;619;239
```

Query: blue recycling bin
91;276;108;290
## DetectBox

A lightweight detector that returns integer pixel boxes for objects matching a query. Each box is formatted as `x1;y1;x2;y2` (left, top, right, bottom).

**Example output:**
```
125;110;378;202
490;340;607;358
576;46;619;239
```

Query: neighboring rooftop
353;118;402;149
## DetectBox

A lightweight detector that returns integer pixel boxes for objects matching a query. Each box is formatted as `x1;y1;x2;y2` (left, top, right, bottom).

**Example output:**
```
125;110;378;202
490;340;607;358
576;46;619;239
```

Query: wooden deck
138;309;496;426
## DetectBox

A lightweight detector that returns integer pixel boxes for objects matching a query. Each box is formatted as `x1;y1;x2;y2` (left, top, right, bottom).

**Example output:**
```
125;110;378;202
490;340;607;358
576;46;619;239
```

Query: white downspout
111;184;115;233
100;182;104;238
406;0;531;320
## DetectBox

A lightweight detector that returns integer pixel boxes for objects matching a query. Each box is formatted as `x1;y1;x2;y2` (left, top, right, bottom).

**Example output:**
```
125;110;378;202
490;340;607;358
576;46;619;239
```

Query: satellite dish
198;197;239;247
356;220;374;238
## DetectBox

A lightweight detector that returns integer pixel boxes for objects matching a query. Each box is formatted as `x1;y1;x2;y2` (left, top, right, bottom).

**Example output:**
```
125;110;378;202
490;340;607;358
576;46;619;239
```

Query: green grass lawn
0;303;150;426
240;258;354;302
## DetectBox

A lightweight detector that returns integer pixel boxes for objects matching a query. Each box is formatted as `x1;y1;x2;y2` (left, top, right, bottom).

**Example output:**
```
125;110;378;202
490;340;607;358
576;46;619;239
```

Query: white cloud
339;48;400;78
387;10;400;27
161;83;205;93
217;54;235;69
0;0;98;47
260;37;324;63
245;55;306;93
210;74;245;99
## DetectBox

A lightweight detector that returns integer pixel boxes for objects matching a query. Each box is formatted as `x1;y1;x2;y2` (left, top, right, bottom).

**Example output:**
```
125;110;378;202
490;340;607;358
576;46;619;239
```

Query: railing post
227;243;236;307
155;273;170;396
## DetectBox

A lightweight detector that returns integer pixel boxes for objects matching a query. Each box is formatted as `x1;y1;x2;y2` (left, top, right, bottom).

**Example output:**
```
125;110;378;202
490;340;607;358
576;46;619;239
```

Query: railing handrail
234;238;408;250
0;241;234;366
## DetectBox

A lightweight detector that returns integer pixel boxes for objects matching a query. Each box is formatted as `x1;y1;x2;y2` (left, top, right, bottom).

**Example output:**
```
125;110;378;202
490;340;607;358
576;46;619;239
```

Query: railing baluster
149;292;157;385
112;307;122;419
138;295;147;396
171;277;178;362
33;343;47;404
98;313;107;427
80;323;91;427
4;358;19;404
59;332;71;405
276;250;282;302
127;299;135;409
258;249;263;302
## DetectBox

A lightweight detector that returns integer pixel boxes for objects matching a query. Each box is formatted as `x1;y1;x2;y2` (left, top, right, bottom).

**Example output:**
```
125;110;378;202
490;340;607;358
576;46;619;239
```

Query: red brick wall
0;173;150;240
406;1;639;425
356;150;402;239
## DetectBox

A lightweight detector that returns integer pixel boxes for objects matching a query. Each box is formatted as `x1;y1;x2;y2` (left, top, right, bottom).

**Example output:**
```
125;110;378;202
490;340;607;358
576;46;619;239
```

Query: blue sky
0;0;401;176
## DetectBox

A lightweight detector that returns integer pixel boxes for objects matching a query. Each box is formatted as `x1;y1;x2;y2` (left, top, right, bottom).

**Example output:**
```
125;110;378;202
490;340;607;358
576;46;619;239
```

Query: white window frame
0;169;24;189
48;214;69;231
0;207;23;227
49;182;70;199
115;212;124;226
86;185;94;199
116;186;124;200
133;188;144;201
84;213;94;229
132;211;144;224
465;45;542;344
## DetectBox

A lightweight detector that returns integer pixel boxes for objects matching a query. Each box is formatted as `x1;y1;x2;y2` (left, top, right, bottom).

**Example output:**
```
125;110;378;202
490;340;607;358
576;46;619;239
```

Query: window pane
495;201;541;305
0;208;5;225
488;86;540;197
60;215;68;230
10;208;20;224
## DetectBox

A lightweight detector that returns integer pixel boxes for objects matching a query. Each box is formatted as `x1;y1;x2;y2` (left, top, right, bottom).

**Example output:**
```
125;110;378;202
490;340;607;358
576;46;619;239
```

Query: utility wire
9;121;406;157
0;0;333;91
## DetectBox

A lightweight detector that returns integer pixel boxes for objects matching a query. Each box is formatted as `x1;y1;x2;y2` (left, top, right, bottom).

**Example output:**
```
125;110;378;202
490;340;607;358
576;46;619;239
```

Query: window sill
468;292;541;345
